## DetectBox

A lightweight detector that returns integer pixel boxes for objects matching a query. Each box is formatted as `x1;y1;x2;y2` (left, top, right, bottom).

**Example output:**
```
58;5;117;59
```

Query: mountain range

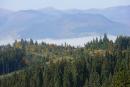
0;5;130;41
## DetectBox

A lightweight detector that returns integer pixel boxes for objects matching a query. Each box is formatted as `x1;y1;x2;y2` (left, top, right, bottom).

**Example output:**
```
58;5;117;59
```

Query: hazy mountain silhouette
0;5;129;39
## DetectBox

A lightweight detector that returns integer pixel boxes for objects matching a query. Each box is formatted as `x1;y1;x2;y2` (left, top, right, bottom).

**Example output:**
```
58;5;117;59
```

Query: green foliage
0;35;130;87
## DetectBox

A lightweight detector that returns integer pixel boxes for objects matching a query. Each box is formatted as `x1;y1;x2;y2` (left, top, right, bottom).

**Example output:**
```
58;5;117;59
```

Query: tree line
0;34;130;87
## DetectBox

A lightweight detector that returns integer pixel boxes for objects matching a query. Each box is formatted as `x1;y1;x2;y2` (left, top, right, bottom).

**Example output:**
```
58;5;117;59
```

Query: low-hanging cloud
0;30;20;45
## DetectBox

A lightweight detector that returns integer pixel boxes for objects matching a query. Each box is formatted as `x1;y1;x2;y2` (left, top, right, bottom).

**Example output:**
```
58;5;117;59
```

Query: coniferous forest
0;34;130;87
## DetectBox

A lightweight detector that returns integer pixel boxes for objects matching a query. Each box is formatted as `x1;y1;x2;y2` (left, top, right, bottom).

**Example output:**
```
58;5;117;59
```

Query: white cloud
37;35;117;47
0;31;20;45
0;33;117;47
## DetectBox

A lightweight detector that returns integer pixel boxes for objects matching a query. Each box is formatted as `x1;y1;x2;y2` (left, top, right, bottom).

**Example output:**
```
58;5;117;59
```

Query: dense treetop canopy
0;35;130;87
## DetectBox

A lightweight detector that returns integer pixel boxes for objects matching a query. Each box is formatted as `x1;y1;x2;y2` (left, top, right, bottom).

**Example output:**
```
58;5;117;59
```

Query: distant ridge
0;5;129;41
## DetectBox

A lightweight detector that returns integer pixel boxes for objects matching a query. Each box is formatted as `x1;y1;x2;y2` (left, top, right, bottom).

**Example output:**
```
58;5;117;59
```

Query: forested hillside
0;34;130;87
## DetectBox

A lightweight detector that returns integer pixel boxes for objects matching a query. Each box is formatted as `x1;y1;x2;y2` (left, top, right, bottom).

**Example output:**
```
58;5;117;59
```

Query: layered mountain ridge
0;5;129;40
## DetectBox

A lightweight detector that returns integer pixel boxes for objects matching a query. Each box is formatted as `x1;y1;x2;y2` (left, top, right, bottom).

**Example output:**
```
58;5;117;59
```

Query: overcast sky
0;0;130;11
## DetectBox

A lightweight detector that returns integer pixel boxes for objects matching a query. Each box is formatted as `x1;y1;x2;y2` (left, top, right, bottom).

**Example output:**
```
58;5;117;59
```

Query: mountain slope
0;6;129;40
85;5;130;25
